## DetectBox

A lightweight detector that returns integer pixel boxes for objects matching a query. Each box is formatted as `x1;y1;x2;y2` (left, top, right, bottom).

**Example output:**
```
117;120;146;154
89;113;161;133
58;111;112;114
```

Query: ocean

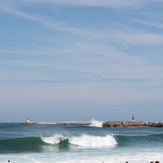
0;120;163;163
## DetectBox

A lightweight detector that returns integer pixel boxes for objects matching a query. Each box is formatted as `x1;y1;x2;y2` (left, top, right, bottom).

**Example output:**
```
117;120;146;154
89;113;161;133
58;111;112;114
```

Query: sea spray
89;119;103;127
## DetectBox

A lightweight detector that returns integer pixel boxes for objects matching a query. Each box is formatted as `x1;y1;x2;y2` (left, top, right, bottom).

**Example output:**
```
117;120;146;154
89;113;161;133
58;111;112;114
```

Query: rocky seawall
22;120;163;127
21;121;91;125
102;121;163;128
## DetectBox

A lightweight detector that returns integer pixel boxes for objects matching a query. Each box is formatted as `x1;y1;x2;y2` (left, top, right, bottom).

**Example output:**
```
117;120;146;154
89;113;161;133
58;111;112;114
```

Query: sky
0;0;163;122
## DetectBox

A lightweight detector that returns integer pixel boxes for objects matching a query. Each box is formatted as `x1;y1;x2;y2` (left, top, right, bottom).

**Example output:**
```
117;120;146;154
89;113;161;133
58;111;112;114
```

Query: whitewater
0;121;163;163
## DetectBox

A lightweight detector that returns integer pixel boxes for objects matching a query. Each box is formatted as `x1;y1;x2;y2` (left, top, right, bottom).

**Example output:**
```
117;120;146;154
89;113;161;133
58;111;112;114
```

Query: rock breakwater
102;121;163;128
21;121;91;125
22;120;163;128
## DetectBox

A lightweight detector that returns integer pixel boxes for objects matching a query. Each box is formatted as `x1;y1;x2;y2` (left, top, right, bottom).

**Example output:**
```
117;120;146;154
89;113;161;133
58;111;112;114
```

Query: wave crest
41;134;117;148
41;134;67;145
69;134;117;148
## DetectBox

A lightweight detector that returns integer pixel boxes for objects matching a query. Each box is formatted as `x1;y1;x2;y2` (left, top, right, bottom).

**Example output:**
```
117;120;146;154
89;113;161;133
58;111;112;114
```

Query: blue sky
0;0;163;122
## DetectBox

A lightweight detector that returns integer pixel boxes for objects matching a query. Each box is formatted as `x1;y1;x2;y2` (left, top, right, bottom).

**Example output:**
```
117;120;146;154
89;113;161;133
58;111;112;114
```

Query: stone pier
21;120;163;127
21;121;91;125
102;121;163;128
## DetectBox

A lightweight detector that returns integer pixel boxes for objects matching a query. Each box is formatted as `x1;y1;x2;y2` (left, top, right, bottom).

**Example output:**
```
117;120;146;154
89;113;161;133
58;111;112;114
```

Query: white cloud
1;41;163;89
15;0;159;8
0;1;88;35
0;1;163;102
1;1;163;47
111;32;163;46
131;19;163;30
0;81;163;107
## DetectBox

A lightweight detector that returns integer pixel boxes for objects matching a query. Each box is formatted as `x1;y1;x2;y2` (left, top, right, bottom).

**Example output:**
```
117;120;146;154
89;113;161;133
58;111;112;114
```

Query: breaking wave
0;134;117;153
2;133;163;153
41;134;117;148
41;134;67;145
69;134;117;147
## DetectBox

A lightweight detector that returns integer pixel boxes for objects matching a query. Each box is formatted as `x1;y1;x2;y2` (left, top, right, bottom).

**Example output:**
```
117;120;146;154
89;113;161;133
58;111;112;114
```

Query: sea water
0;120;163;163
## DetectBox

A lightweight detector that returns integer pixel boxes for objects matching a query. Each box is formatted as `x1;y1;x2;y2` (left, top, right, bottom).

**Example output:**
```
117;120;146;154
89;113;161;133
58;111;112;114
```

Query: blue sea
0;120;163;163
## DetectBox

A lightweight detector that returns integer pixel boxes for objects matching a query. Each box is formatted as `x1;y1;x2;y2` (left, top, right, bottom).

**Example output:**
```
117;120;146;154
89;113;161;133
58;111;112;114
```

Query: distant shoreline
21;120;163;127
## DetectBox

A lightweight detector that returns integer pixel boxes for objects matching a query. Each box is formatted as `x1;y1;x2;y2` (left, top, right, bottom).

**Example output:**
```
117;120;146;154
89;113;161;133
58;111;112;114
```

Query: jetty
21;119;163;127
21;120;90;125
102;121;163;128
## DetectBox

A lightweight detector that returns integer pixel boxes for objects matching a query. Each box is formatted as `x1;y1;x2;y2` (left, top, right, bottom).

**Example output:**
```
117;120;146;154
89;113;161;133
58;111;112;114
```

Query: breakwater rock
22;121;91;125
22;120;163;128
102;121;163;128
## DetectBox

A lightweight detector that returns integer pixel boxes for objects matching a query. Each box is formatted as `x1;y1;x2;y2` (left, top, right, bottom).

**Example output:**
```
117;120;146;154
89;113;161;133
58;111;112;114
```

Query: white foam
2;149;163;163
41;134;117;148
41;134;66;145
69;134;117;148
89;119;103;127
